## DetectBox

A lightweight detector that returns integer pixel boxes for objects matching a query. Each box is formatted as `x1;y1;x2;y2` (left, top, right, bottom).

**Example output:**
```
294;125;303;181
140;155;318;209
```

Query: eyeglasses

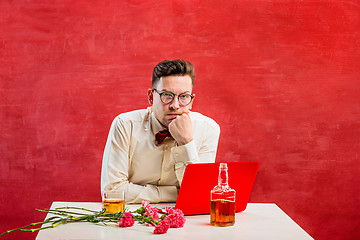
153;89;194;106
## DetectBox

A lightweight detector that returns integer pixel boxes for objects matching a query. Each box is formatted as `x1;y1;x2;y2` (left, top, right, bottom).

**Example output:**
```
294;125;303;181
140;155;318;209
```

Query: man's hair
152;59;195;89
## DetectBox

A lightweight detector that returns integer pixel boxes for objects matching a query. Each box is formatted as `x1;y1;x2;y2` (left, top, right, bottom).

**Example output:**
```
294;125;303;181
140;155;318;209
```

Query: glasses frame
152;89;194;106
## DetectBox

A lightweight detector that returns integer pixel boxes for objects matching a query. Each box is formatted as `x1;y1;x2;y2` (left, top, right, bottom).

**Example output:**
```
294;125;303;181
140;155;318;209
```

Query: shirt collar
150;108;166;136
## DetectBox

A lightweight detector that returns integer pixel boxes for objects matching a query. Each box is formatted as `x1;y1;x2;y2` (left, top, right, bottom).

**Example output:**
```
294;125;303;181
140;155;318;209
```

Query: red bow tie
155;129;171;145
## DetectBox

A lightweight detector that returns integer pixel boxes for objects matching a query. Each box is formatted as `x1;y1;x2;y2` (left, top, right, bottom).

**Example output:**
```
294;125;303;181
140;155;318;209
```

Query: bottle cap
220;163;228;169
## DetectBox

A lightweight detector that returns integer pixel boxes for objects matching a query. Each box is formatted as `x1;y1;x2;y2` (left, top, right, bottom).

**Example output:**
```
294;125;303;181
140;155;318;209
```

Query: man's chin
164;119;175;128
162;116;178;128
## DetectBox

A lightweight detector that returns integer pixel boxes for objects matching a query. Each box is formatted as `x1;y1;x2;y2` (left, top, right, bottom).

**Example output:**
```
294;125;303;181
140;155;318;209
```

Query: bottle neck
218;166;229;186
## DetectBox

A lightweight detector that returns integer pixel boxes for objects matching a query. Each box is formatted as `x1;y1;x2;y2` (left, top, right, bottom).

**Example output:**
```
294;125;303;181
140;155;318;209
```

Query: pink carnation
165;207;186;228
153;219;170;234
142;201;159;221
119;211;135;228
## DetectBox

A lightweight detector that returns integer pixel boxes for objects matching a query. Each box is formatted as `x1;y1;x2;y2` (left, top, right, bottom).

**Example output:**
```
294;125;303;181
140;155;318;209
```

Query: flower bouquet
0;201;186;237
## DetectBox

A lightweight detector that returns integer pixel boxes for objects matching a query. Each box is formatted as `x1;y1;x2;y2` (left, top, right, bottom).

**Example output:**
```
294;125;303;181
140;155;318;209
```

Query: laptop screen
175;161;259;215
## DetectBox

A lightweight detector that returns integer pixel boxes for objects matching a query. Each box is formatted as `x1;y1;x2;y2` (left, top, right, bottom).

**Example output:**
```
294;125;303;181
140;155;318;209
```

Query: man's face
148;75;195;128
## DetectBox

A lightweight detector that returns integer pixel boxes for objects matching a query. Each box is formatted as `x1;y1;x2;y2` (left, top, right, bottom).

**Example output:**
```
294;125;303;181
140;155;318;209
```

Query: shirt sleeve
171;121;220;185
101;117;178;204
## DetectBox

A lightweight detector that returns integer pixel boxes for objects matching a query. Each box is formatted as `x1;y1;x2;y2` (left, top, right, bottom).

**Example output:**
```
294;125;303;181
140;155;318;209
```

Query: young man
101;59;220;203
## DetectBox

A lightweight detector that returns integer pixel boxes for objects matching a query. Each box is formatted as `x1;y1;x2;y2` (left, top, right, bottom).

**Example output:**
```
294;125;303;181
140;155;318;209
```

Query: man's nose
169;96;180;109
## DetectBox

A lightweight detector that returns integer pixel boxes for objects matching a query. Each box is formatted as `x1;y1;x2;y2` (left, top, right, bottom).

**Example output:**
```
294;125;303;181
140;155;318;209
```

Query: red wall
1;1;359;239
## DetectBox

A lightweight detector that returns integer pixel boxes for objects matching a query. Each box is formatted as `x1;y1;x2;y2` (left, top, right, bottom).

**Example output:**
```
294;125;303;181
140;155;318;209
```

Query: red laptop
175;161;259;215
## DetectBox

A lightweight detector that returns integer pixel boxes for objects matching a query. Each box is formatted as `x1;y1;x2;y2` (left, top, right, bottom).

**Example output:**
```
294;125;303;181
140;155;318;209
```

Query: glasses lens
160;92;174;104
179;94;192;106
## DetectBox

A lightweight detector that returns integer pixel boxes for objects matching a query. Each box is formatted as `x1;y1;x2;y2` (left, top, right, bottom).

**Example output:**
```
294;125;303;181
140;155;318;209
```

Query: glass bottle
210;163;236;226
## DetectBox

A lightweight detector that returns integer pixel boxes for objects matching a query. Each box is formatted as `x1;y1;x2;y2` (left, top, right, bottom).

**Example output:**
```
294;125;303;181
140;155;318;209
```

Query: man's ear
189;93;195;110
147;88;153;105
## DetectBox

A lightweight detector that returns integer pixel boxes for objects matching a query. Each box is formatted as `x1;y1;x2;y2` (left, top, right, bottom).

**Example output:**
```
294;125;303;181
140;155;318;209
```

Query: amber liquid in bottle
210;163;236;227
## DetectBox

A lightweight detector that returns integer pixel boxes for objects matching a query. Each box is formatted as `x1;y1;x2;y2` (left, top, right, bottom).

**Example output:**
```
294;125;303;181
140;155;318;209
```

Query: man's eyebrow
160;89;192;94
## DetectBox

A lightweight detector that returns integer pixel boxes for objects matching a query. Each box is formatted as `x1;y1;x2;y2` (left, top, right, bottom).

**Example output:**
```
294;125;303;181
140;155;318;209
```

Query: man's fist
168;113;193;146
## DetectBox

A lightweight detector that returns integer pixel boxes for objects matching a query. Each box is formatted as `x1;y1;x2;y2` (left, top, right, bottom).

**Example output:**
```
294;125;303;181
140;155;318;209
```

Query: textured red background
1;1;359;239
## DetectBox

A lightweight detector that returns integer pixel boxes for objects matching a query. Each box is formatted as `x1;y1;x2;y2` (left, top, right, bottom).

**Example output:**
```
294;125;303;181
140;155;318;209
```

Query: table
36;202;313;240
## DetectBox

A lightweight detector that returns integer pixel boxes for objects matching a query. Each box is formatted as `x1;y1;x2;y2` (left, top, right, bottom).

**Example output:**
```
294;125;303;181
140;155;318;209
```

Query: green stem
0;216;65;237
1;206;131;237
36;209;89;216
0;221;46;237
55;206;99;213
19;219;68;233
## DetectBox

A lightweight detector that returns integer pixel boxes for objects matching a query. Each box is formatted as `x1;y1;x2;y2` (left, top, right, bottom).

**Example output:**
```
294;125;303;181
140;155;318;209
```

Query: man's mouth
167;113;181;119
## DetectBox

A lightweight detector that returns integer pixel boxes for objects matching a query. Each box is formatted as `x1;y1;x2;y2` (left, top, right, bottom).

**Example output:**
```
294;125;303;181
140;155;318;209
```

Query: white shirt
101;107;220;203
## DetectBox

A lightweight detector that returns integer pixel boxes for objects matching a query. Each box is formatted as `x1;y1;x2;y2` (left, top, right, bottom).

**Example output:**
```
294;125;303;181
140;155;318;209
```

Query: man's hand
168;113;193;146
